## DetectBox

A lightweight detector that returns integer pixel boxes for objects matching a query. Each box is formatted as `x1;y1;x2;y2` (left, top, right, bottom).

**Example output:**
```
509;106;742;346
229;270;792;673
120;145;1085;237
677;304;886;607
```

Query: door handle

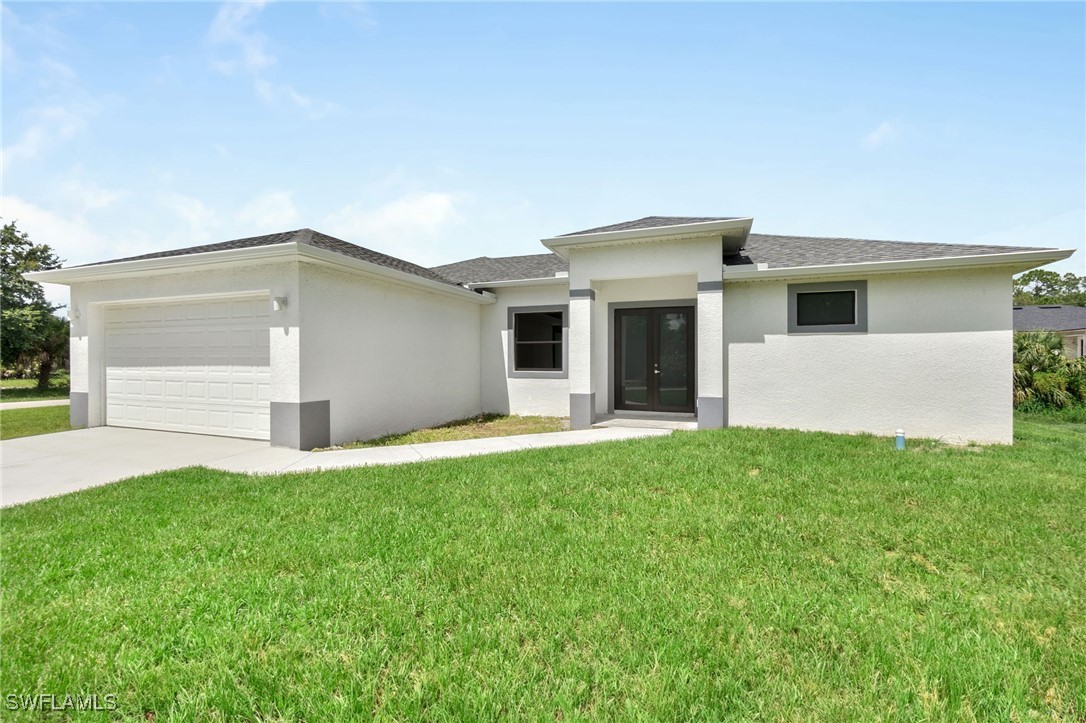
654;369;661;374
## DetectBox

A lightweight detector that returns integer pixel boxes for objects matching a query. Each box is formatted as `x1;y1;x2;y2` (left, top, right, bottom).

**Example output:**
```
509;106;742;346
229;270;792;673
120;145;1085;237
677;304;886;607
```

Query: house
1013;304;1086;358
28;217;1074;448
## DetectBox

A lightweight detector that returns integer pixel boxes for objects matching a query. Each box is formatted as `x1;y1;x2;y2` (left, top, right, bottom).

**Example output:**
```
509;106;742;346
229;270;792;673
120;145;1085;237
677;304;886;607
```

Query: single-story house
1013;304;1086;358
28;216;1074;448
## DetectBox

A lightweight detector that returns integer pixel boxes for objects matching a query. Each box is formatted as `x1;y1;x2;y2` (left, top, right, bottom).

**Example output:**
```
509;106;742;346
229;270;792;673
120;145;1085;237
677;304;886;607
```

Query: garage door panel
106;298;271;440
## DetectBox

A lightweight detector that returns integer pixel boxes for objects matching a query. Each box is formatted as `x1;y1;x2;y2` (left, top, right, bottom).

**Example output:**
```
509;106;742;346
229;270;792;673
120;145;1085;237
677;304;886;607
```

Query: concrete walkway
1;426;672;508
0;399;69;410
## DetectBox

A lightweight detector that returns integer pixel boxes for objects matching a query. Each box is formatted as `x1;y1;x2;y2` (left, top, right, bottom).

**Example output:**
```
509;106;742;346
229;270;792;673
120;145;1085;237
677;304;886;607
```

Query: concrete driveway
1;425;671;508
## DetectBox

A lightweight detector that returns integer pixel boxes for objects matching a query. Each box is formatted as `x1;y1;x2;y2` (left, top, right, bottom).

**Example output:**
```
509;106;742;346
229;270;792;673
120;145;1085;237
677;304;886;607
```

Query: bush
1013;331;1086;409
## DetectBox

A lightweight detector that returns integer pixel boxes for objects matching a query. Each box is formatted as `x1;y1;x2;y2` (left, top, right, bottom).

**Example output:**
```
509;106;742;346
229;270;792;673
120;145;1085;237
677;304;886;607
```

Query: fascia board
25;242;494;305
541;217;754;258
465;276;571;290
720;248;1077;282
23;243;300;284
294;245;494;304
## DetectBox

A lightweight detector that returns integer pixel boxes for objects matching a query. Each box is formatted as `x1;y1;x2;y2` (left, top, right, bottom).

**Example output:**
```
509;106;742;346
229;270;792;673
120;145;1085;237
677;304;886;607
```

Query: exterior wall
481;284;570;417
67;261;299;429
1061;330;1085;359
298;263;483;445
723;267;1014;444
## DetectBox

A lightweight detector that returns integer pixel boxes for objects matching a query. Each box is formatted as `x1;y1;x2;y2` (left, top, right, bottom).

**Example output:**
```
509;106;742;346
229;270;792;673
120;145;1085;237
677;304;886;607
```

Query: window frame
507;305;569;378
787;280;868;334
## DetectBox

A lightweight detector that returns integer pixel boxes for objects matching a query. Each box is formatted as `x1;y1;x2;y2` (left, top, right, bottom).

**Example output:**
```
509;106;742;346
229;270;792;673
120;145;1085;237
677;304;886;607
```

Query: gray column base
570;393;595;430
70;391;89;428
271;400;331;450
697;396;725;429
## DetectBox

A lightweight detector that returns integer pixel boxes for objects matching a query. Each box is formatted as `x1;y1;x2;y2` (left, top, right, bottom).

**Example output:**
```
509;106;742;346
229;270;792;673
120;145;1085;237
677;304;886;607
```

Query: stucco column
67;290;95;428
568;287;595;429
268;262;329;450
696;277;725;429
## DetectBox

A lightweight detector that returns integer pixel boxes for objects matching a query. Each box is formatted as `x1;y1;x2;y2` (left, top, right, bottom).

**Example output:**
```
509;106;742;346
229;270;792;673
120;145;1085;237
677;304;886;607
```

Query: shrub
1013;331;1086;409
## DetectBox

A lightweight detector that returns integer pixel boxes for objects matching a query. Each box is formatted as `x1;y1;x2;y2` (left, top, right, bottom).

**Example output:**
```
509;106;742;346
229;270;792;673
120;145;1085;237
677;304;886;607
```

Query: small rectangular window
787;280;867;333
796;290;856;327
513;311;563;371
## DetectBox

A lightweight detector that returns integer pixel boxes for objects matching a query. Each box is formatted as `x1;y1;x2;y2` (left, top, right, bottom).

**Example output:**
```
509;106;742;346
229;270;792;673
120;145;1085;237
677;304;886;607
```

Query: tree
1;220;68;389
1013;269;1086;307
1013;331;1086;408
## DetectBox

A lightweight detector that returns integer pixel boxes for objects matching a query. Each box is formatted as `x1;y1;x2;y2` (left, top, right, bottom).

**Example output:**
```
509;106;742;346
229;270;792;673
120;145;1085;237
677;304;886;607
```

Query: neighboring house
1013;304;1086;359
28;217;1074;448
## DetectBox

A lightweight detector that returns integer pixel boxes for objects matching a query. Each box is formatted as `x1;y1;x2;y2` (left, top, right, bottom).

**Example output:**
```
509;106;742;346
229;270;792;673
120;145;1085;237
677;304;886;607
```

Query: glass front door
614;307;695;413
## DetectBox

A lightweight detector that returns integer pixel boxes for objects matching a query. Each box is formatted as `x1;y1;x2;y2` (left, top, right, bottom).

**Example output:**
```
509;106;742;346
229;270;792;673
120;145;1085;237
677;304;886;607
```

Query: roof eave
24;242;495;305
465;275;570;290
721;248;1076;281
541;217;754;258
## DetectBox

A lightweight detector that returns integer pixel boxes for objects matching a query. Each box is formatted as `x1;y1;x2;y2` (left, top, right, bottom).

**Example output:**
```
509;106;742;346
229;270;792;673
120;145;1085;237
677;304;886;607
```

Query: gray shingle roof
741;233;1042;268
559;216;738;237
431;253;568;285
434;232;1052;285
76;228;459;287
1013;305;1086;332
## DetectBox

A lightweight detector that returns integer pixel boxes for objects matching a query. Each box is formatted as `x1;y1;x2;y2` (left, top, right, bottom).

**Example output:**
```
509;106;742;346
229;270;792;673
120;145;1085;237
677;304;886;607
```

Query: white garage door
105;296;271;439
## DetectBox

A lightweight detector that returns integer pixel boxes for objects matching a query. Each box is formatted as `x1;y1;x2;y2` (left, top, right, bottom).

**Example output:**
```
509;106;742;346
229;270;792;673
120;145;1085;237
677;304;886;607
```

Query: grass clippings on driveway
329;413;568;449
0;404;72;440
1;415;1083;720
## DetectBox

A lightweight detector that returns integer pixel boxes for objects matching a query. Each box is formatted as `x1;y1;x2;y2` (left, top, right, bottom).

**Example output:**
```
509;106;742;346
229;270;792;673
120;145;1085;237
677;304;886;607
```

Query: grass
0;371;70;402
330;413;568;449
1;416;1083;721
0;404;73;440
1015;402;1086;425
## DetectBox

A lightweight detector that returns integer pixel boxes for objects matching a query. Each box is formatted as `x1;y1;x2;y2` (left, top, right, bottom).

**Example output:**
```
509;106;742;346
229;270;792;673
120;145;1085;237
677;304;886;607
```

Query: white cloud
0;196;111;310
208;1;274;74
236;190;300;230
207;2;333;118
860;121;901;150
1;101;97;169
59;177;127;213
323;192;462;263
158;191;218;242
253;78;336;119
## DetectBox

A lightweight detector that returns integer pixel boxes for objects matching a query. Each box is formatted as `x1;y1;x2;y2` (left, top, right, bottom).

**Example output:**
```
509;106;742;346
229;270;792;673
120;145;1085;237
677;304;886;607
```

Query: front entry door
614;307;695;413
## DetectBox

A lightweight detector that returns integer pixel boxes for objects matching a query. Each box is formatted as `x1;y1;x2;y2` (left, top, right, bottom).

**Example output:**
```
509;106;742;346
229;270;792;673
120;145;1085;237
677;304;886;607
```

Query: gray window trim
507;304;569;379
787;280;868;334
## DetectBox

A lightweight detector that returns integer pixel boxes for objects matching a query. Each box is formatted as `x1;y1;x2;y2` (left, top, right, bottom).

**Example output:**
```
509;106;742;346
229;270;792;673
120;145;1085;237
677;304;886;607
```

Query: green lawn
330;413;568;449
1;417;1083;720
0;372;70;402
0;404;73;440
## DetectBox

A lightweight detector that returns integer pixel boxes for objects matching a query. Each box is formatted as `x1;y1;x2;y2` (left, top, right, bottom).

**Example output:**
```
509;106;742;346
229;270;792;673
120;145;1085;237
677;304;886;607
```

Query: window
508;306;567;376
796;290;856;327
788;281;867;333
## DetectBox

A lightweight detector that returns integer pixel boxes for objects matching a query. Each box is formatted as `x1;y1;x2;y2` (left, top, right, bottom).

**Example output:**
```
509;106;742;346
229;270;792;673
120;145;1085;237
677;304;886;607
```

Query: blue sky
3;2;1083;309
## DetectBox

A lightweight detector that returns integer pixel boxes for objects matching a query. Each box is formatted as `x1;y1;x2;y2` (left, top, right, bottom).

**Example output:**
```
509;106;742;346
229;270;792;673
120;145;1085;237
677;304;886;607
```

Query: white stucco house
28;216;1074;448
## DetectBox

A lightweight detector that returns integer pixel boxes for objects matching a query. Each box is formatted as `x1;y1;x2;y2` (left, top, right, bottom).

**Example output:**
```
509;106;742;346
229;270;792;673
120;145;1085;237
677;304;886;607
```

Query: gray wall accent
696;280;724;292
697;396;725;429
70;391;89;428
787;279;868;334
506;305;569;379
569;288;595;300
271;400;331;450
570;393;595;429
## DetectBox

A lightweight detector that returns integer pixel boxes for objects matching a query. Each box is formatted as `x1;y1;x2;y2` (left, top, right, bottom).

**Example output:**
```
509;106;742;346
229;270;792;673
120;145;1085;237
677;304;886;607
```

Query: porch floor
592;412;698;431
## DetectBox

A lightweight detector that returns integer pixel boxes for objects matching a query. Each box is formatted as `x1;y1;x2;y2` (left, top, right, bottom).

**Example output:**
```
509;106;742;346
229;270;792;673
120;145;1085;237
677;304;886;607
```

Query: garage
104;296;272;440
